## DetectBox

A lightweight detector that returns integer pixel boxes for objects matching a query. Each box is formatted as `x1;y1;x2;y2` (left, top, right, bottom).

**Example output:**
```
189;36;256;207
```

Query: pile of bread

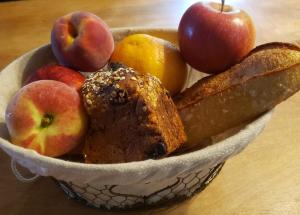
82;42;300;164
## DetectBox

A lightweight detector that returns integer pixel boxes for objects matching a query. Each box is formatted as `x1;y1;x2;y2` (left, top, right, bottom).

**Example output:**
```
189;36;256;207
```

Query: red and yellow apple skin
26;64;85;91
178;2;255;74
51;11;114;72
5;80;87;157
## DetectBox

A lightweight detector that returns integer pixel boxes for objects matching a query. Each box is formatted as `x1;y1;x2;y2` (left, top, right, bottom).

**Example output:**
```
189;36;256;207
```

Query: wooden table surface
0;0;299;214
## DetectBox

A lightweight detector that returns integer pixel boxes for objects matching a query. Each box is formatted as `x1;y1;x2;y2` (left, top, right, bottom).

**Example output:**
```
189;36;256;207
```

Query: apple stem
41;114;54;128
221;0;225;12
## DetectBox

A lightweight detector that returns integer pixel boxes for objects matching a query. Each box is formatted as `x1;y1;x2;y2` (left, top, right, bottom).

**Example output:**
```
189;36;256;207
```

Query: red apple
178;1;255;74
5;80;87;157
51;11;114;72
26;64;85;91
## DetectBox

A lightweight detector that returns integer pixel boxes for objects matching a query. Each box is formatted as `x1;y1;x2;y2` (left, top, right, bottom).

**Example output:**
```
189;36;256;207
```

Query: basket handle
11;159;40;183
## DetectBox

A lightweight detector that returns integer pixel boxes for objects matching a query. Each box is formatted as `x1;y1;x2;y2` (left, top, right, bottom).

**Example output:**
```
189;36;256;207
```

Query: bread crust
175;42;300;150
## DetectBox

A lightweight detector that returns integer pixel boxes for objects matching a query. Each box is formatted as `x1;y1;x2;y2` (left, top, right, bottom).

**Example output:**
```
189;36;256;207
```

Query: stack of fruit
4;1;300;162
5;10;191;159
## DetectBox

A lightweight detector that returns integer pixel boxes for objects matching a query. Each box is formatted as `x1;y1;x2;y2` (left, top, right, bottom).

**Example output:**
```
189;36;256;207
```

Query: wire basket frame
55;162;224;210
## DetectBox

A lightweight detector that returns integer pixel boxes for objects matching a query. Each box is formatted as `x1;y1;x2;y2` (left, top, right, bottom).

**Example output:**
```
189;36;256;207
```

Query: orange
110;34;188;95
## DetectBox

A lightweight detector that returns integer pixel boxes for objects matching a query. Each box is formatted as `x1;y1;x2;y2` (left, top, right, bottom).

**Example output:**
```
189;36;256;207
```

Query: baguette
175;42;300;150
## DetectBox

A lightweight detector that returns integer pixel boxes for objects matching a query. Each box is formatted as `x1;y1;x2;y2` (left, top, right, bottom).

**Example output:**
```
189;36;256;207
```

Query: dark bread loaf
175;42;300;150
81;64;186;163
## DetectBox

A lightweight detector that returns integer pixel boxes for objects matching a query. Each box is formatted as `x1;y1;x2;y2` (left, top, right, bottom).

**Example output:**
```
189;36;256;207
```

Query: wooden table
0;0;299;214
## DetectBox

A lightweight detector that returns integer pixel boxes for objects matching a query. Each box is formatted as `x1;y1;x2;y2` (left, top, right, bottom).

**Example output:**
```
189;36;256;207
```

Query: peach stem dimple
68;22;78;38
40;113;54;128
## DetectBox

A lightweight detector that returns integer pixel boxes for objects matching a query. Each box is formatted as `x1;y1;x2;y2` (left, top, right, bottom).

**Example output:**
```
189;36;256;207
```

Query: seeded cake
81;64;186;163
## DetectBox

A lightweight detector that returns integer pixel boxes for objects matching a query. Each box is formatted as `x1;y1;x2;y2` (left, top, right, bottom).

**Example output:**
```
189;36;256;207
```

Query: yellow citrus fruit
110;34;188;95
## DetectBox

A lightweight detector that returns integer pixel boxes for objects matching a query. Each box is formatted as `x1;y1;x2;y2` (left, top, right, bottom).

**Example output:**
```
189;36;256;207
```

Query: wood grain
0;0;300;214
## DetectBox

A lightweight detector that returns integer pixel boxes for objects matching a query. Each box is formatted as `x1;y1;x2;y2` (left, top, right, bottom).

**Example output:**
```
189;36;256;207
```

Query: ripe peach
26;64;85;91
51;11;114;72
5;80;87;157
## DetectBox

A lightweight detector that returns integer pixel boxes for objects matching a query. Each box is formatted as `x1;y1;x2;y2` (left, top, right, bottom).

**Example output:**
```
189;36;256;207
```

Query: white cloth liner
0;28;272;186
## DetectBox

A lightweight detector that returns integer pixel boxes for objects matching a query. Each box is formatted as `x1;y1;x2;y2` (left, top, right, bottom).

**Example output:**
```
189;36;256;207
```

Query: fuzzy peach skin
5;80;87;157
26;64;85;91
51;11;114;72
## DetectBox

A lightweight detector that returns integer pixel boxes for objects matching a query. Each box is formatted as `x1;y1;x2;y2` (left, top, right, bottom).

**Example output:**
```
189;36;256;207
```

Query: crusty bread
175;42;300;151
81;64;186;163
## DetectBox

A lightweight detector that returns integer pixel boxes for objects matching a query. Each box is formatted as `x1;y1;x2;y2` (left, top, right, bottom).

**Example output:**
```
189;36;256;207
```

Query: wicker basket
0;28;272;210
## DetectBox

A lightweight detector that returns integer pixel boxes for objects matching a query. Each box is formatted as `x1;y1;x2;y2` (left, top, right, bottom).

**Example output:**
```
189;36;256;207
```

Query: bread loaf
175;42;300;150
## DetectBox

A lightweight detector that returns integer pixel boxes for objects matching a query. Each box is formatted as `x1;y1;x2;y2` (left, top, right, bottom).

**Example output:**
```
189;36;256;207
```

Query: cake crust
81;64;186;163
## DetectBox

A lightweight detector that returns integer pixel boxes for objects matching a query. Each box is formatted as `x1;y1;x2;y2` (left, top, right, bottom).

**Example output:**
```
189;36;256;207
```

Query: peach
51;11;114;72
5;80;87;157
25;64;85;91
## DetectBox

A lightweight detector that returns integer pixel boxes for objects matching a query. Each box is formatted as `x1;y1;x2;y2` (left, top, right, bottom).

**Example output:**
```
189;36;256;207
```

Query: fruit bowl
0;28;272;209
